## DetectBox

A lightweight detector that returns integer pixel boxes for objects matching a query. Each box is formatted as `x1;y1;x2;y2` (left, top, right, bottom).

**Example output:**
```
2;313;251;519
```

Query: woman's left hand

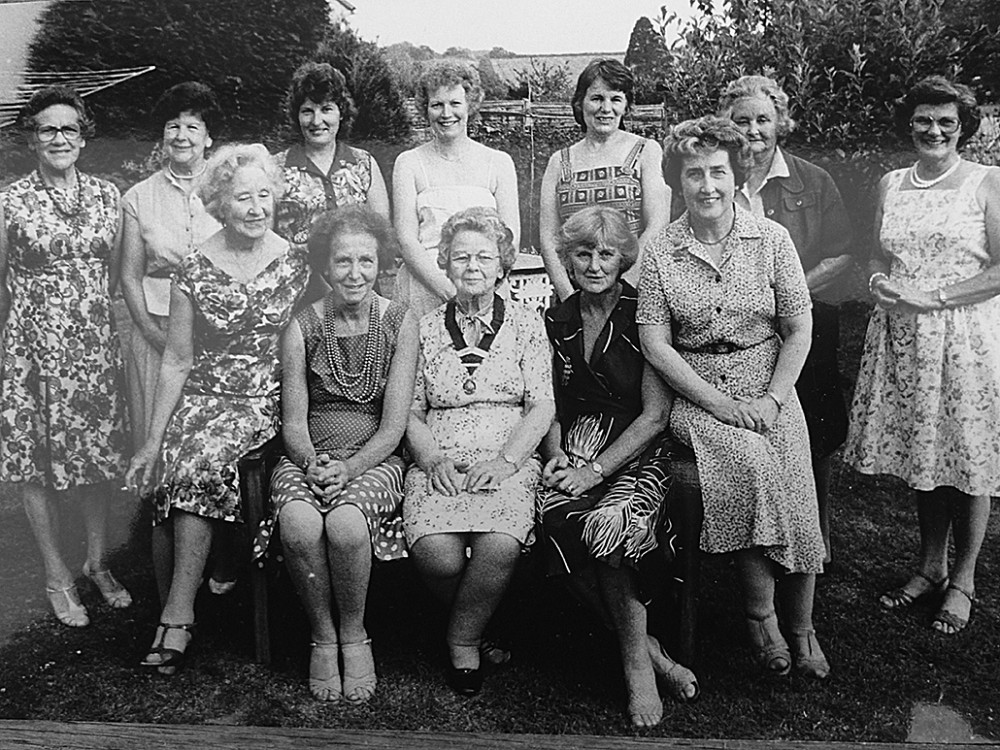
892;285;941;312
736;396;780;434
555;465;603;498
464;458;517;493
309;455;348;500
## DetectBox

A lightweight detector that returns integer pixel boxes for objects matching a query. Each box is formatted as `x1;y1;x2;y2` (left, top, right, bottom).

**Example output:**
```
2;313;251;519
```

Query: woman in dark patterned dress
538;206;695;728
126;144;308;674
0;86;130;628
252;206;417;703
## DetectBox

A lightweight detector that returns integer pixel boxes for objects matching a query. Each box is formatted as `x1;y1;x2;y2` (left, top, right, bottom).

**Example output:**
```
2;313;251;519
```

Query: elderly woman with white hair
717;75;855;565
404;206;554;696
126;143;309;674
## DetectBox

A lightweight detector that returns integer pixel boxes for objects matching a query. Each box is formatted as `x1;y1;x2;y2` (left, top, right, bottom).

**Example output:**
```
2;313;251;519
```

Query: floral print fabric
0;171;127;488
844;165;1000;496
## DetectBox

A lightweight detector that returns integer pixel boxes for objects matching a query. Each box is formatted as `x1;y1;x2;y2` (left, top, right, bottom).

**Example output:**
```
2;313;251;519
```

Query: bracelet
765;390;783;409
935;288;949;309
868;272;889;296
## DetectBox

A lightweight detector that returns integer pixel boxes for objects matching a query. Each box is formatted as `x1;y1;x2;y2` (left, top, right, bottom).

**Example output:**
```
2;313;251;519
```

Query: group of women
1;53;997;728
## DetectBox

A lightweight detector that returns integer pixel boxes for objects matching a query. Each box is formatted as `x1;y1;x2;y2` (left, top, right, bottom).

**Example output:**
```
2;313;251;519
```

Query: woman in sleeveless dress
539;59;669;301
392;61;519;319
845;77;1000;635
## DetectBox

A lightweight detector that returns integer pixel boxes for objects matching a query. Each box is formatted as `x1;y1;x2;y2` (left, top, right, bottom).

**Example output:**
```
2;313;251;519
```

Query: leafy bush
624;16;672;105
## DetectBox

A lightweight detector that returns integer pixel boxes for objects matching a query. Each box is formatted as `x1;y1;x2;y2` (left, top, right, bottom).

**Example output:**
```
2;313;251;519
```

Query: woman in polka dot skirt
252;206;418;703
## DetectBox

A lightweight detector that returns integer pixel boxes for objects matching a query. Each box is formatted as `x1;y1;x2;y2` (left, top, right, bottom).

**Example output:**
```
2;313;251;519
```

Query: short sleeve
122;184;140;221
516;305;554;405
636;238;670;325
771;226;811;318
171;252;199;301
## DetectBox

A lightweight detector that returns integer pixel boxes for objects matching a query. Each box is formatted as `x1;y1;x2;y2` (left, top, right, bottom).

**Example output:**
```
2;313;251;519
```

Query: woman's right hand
124;443;159;495
542;453;570;487
143;324;168;353
709;395;758;432
425;455;467;496
870;274;901;310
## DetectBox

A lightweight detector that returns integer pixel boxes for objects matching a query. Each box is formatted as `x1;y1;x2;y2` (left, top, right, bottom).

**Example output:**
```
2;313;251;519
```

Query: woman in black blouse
538;206;695;728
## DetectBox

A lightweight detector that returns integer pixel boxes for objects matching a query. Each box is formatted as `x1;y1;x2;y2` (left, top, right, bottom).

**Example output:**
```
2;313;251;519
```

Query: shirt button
715;274;721;283
715;306;722;313
720;374;727;382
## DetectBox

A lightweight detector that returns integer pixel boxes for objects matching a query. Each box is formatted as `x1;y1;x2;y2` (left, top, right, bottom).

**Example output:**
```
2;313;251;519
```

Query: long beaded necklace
323;293;384;402
908;158;961;189
39;169;84;217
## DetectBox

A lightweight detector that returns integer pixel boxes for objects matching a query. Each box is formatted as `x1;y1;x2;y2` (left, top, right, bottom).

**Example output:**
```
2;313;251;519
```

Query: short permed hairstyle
416;60;484;119
18;85;95;140
438;206;517;279
571;58;634;133
151;81;222;137
717;74;796;137
197;143;285;223
661;116;752;193
285;62;357;140
307;204;399;277
894;75;981;148
557;205;639;277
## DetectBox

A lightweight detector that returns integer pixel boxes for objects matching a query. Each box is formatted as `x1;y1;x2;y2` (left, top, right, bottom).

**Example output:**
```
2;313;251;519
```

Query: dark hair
307;205;399;276
894;75;980;147
662;116;752;193
415;60;484;119
438;206;517;279
286;62;357;140
557;205;639;277
571;58;634;133
17;85;95;139
151;81;222;137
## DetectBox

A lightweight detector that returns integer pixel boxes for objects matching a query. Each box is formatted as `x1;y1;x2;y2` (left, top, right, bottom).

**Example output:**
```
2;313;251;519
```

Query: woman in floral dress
845;77;1000;635
0;86;130;628
126;144;308;674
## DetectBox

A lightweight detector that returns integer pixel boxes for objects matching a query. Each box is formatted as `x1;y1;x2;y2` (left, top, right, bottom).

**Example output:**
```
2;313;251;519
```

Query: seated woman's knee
278;501;324;549
323;504;370;550
412;534;468;579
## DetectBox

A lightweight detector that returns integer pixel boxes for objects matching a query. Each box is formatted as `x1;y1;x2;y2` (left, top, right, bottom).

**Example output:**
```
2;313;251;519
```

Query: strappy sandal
141;622;196;675
746;612;791;677
341;638;377;704
46;584;89;628
647;636;699;702
879;571;948;610
789;629;830;679
83;562;133;609
309;641;342;702
627;688;663;728
932;584;976;635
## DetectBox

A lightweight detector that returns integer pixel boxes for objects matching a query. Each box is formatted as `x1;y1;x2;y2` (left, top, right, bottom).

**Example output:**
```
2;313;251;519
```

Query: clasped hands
306;453;350;502
711;394;779;434
425;454;516;496
542;453;602;498
871;275;941;312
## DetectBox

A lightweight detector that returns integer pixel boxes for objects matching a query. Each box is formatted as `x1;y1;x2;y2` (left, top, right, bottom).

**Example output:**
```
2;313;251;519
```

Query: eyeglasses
450;253;500;266
34;125;83;143
910;116;960;134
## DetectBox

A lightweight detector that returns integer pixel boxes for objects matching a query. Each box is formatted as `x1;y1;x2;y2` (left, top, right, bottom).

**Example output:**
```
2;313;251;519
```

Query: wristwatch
589;461;605;477
501;452;519;469
936;288;949;308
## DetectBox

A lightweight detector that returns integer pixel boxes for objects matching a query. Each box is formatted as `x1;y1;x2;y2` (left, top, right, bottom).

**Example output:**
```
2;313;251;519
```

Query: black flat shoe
447;666;484;696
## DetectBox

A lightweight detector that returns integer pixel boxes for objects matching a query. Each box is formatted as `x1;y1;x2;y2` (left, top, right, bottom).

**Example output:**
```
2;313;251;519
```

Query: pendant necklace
444;296;504;395
909;159;961;189
168;161;207;182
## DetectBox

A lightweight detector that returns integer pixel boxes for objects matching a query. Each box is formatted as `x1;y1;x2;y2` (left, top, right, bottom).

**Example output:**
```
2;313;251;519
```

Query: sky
349;0;697;56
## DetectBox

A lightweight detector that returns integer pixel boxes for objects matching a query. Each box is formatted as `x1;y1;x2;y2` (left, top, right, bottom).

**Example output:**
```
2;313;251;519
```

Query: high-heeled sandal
141;622;196;675
46;584;89;628
746;612;791;676
789;629;830;679
82;562;132;609
309;641;342;702
880;571;948;610
647;636;699;702
341;638;377;704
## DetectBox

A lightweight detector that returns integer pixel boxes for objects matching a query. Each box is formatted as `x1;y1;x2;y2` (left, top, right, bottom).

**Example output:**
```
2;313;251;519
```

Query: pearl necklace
323;294;384;403
908;159;961;189
167;162;207;181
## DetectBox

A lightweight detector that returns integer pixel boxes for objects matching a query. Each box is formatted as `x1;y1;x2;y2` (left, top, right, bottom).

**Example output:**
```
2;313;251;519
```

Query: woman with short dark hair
539;58;669;300
845;76;1000;635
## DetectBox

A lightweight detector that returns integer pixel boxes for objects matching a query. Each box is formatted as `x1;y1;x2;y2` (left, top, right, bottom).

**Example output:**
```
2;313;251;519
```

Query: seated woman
126;144;309;674
637;117;829;679
252;206;417;703
404;207;554;696
538;206;695;728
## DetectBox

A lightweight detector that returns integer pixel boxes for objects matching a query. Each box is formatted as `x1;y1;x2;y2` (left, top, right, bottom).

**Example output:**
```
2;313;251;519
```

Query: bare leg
778;571;829;677
814;456;832;565
78;482;110;571
411;532;467;607
934;489;989;633
735;548;789;675
152;523;174;607
883;489;952;605
22;483;73;588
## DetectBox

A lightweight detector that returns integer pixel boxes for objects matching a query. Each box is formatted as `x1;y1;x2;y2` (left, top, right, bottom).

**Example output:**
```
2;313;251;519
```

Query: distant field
488;52;623;86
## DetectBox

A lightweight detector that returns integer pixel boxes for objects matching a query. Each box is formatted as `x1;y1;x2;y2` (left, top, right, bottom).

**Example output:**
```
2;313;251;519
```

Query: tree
624;16;673;104
477;57;509;100
508;58;571;102
28;0;333;138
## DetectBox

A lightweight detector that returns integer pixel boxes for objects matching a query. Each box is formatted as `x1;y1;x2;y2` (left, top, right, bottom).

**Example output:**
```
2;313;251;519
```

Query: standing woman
393;60;520;318
539;59;669;301
845;76;1000;634
274;61;390;253
638;117;828;678
718;75;855;564
0;86;131;626
126;144;309;673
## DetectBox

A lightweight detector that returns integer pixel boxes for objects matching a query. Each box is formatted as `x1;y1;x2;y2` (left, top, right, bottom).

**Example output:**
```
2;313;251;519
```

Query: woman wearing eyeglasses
845;76;1000;635
0;86;130;627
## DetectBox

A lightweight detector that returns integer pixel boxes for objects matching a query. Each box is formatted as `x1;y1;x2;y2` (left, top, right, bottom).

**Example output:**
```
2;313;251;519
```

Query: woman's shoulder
81;172;120;202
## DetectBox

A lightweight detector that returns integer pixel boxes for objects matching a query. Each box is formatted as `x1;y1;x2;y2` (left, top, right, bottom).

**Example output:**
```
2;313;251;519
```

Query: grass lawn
0;306;997;743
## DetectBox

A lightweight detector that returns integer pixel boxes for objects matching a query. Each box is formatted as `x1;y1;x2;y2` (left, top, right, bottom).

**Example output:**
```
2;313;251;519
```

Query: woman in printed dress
126;144;308;674
845;76;1000;635
392;61;520;318
252;206;418;703
0;86;130;628
538;206;695;727
539;59;669;300
638;117;829;679
404;207;554;696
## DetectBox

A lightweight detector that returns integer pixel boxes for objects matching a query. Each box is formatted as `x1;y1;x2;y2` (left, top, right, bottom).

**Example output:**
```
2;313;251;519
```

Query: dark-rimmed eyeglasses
910;116;960;135
34;125;83;143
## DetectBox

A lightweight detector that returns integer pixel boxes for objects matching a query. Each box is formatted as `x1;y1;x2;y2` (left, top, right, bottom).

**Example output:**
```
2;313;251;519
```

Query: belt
675;336;775;356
